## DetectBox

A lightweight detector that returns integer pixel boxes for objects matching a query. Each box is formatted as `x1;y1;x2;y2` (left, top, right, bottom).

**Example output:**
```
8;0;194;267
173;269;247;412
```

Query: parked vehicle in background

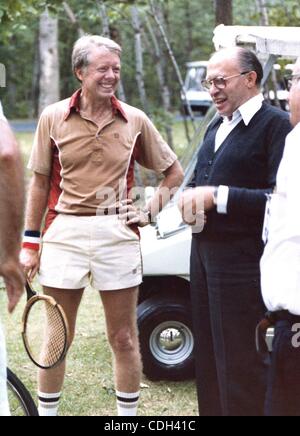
181;61;212;115
138;106;217;381
266;64;292;111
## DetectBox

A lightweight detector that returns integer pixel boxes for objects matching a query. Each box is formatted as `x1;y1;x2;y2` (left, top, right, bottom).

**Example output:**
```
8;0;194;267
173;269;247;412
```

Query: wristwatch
213;187;218;206
142;208;152;224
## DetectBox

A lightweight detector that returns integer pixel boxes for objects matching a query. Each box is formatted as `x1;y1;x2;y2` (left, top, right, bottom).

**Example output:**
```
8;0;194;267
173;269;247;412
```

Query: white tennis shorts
39;214;143;291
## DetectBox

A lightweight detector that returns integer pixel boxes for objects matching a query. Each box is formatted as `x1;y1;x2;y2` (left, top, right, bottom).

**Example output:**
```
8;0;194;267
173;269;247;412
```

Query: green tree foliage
267;0;300;26
0;1;61;36
0;0;299;118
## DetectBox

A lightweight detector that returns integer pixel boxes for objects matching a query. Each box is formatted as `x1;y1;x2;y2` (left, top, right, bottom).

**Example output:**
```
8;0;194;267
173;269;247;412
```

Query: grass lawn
0;122;198;416
0;286;197;416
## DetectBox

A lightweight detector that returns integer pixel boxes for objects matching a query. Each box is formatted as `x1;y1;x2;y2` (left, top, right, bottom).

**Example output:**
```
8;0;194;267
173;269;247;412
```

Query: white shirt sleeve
216;185;229;214
283;127;300;237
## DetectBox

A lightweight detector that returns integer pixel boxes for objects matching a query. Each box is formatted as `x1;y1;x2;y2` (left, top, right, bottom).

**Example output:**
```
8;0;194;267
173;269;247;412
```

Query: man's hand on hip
118;199;150;228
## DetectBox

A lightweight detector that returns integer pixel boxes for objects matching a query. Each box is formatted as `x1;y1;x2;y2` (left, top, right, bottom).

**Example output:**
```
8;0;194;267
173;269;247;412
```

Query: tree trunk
38;9;60;115
31;31;40;117
215;0;233;26
148;0;196;131
185;0;193;55
0;63;5;88
256;0;269;26
145;16;174;149
131;5;150;115
98;5;127;102
117;81;127;102
98;0;110;37
256;0;280;108
63;1;85;37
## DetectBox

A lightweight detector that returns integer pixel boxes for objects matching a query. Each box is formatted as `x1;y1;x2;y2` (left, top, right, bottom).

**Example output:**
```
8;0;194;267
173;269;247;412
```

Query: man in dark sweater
179;47;292;416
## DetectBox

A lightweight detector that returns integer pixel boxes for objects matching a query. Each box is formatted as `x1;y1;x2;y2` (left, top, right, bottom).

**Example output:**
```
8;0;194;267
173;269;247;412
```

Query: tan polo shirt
28;90;177;229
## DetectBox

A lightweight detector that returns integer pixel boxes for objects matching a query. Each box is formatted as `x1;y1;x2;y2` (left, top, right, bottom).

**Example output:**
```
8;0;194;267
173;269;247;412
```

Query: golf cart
181;61;212;115
137;25;300;381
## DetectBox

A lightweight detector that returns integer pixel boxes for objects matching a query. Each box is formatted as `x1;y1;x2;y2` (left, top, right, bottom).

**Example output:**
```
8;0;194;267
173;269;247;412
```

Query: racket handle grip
26;280;36;299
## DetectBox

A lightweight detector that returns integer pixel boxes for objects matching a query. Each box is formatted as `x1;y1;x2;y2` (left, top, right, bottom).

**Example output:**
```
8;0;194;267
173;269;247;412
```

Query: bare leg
100;287;142;394
38;287;84;393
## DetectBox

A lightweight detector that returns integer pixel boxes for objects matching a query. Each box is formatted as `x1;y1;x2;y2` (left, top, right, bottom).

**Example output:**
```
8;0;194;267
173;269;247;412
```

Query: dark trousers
190;235;267;416
265;318;300;416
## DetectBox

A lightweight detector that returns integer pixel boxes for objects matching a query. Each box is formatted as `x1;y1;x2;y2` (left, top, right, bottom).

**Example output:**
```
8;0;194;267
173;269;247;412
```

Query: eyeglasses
201;72;251;91
284;73;300;91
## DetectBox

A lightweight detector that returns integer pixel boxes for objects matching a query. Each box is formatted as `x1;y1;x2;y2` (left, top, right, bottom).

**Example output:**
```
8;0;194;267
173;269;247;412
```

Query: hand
19;248;40;282
197;186;215;211
178;187;214;226
118;199;151;228
0;256;25;313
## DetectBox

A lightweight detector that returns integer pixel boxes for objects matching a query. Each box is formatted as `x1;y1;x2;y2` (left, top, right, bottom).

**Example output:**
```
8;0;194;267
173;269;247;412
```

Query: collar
64;89;128;122
223;94;264;126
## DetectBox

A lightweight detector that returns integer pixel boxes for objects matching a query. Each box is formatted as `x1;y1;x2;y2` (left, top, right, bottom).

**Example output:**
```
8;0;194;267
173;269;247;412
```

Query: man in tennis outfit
20;35;183;416
0;101;25;416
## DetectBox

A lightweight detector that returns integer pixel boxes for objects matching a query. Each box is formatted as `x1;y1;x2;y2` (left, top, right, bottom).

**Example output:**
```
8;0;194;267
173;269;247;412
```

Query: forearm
147;160;184;219
227;187;271;217
0;122;25;260
25;173;50;231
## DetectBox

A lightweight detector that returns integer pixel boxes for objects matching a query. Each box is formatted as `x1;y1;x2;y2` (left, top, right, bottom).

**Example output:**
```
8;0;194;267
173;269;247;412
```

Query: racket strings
42;305;66;366
25;299;67;368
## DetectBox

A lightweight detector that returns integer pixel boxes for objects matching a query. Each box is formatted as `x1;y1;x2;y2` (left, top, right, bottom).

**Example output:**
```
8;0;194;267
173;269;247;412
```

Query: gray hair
237;48;263;87
72;35;122;76
210;47;264;87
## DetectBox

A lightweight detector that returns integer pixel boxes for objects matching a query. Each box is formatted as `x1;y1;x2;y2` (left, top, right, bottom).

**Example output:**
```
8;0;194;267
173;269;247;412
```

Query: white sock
116;390;140;416
38;391;61;416
0;402;10;416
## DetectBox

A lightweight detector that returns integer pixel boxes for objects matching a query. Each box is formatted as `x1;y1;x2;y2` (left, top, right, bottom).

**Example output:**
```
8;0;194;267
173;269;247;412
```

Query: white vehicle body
181;61;212;114
141;214;191;281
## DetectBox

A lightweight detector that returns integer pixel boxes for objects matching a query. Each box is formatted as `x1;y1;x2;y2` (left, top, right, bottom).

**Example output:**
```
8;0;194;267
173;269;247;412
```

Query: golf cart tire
137;297;195;381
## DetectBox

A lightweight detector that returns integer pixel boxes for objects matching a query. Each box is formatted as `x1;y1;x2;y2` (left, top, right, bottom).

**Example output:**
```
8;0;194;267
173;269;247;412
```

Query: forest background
1;0;300;134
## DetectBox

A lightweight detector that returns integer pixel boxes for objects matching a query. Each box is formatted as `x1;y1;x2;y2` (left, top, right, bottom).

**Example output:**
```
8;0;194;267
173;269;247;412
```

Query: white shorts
39;214;143;291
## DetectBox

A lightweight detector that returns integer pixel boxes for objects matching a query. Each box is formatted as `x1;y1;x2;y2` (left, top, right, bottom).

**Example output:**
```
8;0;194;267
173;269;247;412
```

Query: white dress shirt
261;123;300;315
215;94;264;214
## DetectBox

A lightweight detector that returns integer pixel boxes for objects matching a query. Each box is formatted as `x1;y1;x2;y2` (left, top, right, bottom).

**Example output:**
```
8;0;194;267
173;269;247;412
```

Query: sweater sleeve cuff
216;185;229;214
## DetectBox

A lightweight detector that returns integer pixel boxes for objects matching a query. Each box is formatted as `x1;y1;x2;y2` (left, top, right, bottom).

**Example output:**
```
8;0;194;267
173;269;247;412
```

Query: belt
99;207;120;216
268;310;300;324
256;310;300;356
73;208;120;217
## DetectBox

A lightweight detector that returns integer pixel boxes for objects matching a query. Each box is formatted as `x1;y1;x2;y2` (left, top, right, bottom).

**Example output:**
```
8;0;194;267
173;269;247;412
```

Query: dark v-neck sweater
192;102;292;238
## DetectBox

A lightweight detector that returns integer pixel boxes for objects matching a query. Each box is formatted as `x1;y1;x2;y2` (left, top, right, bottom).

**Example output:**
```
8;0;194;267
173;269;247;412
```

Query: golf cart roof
186;61;209;68
213;25;300;58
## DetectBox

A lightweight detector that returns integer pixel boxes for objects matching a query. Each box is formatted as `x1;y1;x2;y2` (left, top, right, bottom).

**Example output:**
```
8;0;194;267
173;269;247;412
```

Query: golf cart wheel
137;297;195;381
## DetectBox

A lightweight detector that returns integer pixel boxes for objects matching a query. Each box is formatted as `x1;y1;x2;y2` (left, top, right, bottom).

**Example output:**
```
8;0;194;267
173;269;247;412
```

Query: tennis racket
22;280;70;370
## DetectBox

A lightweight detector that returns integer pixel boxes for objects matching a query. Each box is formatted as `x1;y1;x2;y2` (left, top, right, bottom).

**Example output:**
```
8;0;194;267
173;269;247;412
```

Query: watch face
213;188;218;205
142;209;151;222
